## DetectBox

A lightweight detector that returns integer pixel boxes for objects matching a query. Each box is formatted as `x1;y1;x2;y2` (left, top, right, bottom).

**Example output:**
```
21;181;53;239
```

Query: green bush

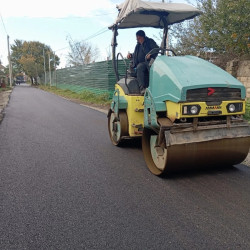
244;100;250;121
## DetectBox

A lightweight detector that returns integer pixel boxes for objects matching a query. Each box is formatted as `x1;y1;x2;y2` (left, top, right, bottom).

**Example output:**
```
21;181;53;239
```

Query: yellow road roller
108;0;250;175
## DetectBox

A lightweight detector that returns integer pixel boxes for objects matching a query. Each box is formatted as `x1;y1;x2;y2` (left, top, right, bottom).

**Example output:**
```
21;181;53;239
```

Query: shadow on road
118;137;142;149
116;137;246;179
160;165;240;180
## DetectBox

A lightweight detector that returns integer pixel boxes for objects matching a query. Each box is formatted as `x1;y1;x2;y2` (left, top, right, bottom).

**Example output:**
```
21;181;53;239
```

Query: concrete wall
226;60;250;98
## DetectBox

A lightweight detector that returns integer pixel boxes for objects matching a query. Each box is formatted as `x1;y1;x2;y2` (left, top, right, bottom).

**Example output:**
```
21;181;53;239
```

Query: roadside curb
79;103;108;114
57;94;109;114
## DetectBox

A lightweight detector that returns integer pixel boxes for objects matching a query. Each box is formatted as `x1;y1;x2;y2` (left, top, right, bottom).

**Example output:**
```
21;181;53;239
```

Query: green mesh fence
40;60;128;98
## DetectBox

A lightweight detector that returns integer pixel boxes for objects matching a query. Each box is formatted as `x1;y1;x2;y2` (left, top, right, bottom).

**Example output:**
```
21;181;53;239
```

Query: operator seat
117;77;141;95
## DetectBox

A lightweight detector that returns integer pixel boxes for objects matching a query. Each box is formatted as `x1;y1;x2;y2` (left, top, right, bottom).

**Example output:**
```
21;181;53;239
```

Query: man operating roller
127;30;159;94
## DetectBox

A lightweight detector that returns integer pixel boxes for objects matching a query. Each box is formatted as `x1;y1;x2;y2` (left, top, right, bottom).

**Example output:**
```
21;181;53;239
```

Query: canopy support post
161;19;168;55
111;26;119;82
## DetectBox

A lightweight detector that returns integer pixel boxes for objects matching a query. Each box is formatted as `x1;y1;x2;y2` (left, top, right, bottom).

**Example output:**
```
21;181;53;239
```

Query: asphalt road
1;86;250;250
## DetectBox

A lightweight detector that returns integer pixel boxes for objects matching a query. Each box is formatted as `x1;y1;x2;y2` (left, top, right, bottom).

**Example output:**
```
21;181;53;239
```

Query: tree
11;40;60;84
67;36;99;66
171;0;250;67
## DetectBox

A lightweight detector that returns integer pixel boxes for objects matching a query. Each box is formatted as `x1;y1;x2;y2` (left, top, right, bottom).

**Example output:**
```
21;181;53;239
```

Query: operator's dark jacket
132;37;159;68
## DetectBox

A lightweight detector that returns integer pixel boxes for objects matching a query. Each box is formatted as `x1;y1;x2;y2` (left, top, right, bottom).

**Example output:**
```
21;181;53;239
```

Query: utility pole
48;51;52;87
35;63;38;84
53;52;57;87
43;49;47;86
7;35;13;87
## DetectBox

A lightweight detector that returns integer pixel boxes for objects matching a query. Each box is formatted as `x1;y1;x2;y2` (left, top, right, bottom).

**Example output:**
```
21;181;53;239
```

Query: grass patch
244;99;250;121
0;87;12;92
38;85;111;107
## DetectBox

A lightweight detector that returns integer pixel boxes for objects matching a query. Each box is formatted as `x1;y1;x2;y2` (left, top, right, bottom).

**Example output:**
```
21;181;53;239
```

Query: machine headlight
183;106;188;114
182;105;201;115
228;104;236;112
190;106;199;115
226;103;243;113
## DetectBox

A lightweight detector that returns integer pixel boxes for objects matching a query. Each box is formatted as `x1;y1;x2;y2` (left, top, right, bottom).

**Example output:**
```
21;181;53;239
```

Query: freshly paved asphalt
0;86;250;250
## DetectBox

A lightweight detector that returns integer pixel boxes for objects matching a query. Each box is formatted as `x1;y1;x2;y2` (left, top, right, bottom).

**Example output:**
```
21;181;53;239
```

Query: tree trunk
30;76;34;85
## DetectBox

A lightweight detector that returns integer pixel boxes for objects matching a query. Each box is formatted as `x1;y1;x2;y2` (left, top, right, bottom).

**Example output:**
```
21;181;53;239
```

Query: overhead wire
0;12;8;35
0;12;113;64
84;27;109;41
92;12;117;16
55;46;70;52
55;26;110;52
50;11;117;19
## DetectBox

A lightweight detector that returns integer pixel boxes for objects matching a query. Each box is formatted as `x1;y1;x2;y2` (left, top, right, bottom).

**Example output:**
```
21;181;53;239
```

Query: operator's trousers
136;62;149;91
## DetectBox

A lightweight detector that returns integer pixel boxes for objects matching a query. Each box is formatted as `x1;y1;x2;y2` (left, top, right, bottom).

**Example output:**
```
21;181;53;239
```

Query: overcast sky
0;0;195;67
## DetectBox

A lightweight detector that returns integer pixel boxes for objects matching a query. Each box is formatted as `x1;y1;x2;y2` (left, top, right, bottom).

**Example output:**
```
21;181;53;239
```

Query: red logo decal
208;88;215;96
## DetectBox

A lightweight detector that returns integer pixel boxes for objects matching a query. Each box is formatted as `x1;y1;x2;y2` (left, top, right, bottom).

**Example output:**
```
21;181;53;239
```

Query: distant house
0;64;5;73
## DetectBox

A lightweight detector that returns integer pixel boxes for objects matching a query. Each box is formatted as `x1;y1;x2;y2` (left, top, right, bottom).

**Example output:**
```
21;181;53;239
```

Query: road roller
108;0;250;175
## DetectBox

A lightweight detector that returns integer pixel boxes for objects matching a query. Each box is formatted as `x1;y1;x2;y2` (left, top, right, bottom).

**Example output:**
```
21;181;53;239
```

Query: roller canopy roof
109;0;202;29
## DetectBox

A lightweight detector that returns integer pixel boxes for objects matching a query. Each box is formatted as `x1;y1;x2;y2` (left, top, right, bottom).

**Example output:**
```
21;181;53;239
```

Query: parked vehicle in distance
15;75;25;85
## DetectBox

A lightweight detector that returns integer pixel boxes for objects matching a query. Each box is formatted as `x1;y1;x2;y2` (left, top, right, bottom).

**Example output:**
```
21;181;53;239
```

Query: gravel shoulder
0;89;12;123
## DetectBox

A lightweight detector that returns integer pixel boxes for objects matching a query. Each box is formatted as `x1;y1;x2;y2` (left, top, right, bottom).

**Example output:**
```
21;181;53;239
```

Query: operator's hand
127;53;132;59
146;54;151;60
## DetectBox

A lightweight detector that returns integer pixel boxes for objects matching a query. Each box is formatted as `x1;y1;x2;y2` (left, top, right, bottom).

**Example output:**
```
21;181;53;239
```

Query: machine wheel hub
150;135;167;171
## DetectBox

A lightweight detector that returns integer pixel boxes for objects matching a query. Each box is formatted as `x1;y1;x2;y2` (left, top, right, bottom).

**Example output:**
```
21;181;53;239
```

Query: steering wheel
145;47;177;62
159;48;177;56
